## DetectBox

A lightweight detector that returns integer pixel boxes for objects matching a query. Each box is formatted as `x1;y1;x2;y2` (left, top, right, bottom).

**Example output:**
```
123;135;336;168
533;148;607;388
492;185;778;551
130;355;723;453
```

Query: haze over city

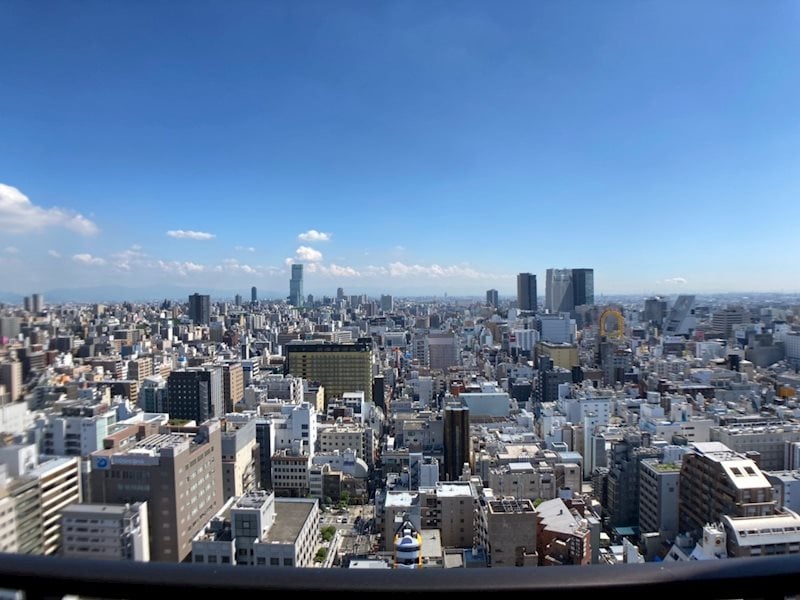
2;1;799;298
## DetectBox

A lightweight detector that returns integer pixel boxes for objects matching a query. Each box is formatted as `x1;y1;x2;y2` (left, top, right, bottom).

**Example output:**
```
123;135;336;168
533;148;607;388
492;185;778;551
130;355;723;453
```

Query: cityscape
1;269;800;574
2;1;800;595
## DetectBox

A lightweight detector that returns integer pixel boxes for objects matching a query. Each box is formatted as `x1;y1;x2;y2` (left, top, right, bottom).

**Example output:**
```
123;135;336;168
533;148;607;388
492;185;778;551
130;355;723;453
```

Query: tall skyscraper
188;293;210;325
289;263;304;306
486;289;499;308
443;400;472;481
545;268;574;314
545;268;595;315
31;293;44;314
251;286;257;304
516;273;537;312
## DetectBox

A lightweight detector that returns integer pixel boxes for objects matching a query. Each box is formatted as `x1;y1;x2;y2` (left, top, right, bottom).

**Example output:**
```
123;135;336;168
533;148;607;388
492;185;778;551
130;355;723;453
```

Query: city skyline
2;2;800;297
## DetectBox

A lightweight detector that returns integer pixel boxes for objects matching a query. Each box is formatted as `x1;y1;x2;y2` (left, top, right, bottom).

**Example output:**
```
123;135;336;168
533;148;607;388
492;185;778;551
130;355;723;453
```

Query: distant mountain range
0;285;287;305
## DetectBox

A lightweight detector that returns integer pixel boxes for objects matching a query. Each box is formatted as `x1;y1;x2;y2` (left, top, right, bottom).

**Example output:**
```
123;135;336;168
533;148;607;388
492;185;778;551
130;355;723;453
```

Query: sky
1;1;799;301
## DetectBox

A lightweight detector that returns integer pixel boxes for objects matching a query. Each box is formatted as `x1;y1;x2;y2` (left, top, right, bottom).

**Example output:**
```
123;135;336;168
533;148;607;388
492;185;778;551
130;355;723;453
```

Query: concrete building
488;461;580;503
538;314;576;344
222;362;244;414
0;474;17;554
459;388;513;418
192;490;320;568
535;497;592;566
481;496;537;567
127;357;154;388
427;332;460;371
271;447;312;498
710;423;800;471
221;419;259;500
166;366;223;423
605;432;662;528
0;360;23;402
419;482;476;549
766;471;800;514
61;501;150;561
34;404;117;457
722;510;800;557
639;459;680;544
28;456;82;555
140;375;168;413
89;420;224;562
285;340;373;404
537;342;578;370
318;424;367;460
679;442;777;536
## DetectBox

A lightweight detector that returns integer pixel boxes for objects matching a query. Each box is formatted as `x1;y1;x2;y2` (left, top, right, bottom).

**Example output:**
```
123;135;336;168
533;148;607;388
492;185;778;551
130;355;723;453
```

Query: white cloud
235;245;256;252
111;246;148;271
47;250;61;258
166;229;215;240
295;246;323;262
73;253;106;266
661;277;688;285
157;260;205;276
0;183;99;236
298;229;331;242
387;261;499;279
326;263;360;277
4;246;18;254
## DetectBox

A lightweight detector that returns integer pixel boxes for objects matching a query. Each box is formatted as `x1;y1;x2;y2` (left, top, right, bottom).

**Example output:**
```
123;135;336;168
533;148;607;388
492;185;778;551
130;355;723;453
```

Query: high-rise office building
545;268;595;315
188;293;211;325
31;293;44;314
90;420;223;562
545;268;574;314
251;286;257;304
571;268;594;307
285;340;373;405
167;366;223;423
443;400;472;481
516;273;537;312
289;264;304;307
486;289;499;308
380;294;394;312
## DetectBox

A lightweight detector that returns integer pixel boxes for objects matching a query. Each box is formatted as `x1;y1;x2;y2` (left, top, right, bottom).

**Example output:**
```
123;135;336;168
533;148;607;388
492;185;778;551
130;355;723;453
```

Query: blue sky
1;1;799;299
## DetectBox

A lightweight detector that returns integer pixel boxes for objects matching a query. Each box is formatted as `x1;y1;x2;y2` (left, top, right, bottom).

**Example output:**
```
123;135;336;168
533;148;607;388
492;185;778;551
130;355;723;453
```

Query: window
270;557;279;566
283;558;293;566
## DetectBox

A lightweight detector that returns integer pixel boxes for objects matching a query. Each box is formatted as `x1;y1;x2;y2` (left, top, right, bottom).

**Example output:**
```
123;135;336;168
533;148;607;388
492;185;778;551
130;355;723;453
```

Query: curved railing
0;551;797;599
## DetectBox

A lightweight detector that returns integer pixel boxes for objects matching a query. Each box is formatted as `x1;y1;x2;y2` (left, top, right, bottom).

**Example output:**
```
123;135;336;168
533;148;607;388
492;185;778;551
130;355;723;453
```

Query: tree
321;526;336;542
314;547;328;563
